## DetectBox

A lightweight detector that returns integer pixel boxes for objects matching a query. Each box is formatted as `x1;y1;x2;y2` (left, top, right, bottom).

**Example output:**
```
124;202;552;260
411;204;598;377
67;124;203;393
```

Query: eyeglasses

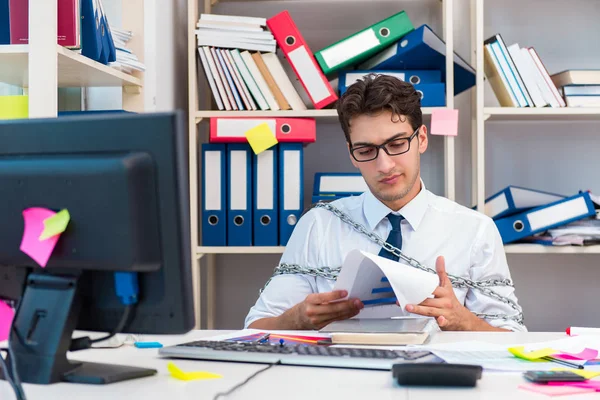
350;128;420;162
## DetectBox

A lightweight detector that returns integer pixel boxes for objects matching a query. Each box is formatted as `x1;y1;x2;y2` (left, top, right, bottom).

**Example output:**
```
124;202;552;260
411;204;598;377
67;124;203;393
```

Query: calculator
523;370;587;383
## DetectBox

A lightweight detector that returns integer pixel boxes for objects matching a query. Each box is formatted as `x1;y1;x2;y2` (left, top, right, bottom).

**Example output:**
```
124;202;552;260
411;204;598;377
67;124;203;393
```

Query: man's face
347;110;428;208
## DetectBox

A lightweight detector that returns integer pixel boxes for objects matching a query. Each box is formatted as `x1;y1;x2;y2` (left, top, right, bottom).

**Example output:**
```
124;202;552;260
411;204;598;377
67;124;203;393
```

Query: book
320;318;436;345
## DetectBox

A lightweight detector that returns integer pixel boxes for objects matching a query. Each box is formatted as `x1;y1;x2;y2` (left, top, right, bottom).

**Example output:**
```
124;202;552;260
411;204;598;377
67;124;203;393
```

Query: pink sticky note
519;383;595;396
430;109;459;136
555;348;599;361
549;381;600;391
20;208;60;268
0;301;14;341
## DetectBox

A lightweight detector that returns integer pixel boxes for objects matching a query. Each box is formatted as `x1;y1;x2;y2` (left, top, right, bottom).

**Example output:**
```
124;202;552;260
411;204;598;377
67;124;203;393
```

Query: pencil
542;356;585;370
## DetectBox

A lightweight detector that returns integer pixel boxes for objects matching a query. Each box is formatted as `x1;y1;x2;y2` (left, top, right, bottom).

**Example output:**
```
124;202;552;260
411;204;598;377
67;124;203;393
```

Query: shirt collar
363;179;430;232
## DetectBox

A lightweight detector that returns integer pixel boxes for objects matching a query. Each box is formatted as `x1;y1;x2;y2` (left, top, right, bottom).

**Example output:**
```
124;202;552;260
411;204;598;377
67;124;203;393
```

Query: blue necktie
378;213;404;261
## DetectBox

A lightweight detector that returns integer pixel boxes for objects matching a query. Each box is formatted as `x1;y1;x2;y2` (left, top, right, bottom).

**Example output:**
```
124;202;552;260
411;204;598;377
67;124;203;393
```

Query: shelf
195;107;441;123
0;44;142;88
504;244;600;254
484;107;600;121
197;246;285;255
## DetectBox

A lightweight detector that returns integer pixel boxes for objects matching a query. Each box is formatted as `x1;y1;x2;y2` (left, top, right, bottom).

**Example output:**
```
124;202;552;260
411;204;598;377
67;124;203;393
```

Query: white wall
181;0;600;331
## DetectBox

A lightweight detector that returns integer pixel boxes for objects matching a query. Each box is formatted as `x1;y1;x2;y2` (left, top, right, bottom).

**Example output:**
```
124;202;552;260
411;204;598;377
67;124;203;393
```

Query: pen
566;327;600;336
254;333;271;344
542;356;585;370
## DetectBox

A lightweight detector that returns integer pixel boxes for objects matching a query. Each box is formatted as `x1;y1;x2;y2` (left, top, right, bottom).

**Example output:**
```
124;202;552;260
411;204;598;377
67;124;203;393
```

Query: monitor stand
1;272;156;385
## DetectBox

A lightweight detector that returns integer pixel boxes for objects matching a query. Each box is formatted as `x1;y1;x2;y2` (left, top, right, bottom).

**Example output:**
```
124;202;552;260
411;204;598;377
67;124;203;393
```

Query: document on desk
332;250;439;318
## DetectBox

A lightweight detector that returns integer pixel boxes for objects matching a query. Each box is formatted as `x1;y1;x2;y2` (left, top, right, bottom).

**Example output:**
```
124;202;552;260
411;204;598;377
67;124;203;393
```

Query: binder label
527;196;588;231
288;46;330;103
283;150;301;210
256;150;274;210
230;151;248;210
204;152;222;210
320;29;380;69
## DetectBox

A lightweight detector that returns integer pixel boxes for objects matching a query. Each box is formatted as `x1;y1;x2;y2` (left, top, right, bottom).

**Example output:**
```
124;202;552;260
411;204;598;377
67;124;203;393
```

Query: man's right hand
286;290;363;330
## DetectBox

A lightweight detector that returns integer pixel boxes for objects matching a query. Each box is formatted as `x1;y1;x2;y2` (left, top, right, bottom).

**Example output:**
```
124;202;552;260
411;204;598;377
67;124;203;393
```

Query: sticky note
555;348;599;361
508;346;557;360
40;209;70;240
519;383;595;396
134;341;163;349
0;301;15;342
167;362;222;381
20;208;60;268
551;368;600;380
245;123;278;155
0;95;28;120
430;109;459;136
548;381;600;390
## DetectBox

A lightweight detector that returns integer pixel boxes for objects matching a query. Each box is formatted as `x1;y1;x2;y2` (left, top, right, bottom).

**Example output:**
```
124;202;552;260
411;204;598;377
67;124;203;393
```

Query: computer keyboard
159;340;439;370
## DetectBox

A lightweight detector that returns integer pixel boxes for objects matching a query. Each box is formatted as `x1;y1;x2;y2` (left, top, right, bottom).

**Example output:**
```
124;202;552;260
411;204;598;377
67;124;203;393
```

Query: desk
2;331;598;400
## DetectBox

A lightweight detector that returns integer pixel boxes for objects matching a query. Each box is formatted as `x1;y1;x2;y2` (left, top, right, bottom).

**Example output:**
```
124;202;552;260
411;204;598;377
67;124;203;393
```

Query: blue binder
279;143;304;246
97;0;116;64
338;70;441;95
359;25;476;95
479;186;566;220
201;144;227;246
414;83;445;107
494;192;596;244
227;144;253;246
313;173;367;196
81;0;103;62
253;147;278;246
0;0;9;45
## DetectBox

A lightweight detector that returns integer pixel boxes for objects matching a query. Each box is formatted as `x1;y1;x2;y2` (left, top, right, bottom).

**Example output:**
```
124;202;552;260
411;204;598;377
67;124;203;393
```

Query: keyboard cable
212;361;280;400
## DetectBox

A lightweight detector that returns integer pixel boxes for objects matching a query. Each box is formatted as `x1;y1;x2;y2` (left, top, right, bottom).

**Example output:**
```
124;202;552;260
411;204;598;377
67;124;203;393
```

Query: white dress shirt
245;181;527;332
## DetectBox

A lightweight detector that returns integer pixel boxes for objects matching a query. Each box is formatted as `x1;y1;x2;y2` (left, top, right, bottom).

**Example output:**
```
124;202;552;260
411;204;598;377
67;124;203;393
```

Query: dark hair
336;73;423;144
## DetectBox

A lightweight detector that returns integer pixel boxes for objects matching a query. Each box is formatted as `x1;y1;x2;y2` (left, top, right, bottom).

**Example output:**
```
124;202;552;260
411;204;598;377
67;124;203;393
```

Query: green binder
315;11;414;75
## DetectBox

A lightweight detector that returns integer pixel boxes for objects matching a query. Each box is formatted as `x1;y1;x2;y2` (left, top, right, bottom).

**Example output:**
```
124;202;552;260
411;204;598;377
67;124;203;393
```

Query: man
245;74;526;332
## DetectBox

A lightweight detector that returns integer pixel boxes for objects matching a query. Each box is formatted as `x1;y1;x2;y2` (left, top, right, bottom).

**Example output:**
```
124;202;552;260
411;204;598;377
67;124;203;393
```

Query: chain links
263;202;524;325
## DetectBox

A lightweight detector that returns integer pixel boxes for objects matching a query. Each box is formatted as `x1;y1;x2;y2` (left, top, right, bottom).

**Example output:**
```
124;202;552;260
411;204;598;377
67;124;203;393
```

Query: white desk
2;331;599;400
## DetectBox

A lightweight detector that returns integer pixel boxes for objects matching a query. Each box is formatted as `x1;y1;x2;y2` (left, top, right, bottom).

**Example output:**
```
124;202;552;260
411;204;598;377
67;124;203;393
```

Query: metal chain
264;202;524;325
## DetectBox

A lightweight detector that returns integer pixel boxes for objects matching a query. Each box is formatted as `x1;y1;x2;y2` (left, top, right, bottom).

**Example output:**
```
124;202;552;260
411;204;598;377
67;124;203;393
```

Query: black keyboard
174;340;431;360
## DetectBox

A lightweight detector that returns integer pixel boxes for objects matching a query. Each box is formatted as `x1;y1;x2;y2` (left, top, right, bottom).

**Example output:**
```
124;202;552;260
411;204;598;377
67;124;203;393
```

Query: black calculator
523;370;587;383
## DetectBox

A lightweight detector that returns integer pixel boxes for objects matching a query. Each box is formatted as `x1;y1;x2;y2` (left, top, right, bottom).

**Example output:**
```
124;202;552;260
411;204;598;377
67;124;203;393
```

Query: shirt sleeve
244;209;323;328
466;218;528;332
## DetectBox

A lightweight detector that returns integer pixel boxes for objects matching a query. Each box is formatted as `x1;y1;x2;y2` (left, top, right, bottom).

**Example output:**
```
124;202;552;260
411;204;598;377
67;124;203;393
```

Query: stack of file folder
478;186;598;244
201;117;317;247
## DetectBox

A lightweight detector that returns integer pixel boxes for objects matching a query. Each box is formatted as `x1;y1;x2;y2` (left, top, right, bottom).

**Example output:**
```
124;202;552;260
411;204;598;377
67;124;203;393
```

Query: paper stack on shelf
109;26;146;74
196;13;276;53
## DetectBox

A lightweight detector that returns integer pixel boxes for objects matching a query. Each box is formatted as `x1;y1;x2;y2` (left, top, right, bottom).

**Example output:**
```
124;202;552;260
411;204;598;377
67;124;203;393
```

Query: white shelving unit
0;0;145;118
472;0;598;255
189;0;457;328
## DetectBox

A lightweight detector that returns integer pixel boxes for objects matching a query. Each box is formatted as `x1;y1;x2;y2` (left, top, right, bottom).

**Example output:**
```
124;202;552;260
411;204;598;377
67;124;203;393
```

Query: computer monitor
0;111;195;385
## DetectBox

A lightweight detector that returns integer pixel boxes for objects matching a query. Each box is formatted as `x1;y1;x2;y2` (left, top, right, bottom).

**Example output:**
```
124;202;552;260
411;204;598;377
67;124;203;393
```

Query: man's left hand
404;256;476;331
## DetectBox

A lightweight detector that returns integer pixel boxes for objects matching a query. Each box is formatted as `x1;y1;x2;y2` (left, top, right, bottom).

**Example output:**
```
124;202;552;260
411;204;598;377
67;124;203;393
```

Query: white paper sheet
332;249;439;316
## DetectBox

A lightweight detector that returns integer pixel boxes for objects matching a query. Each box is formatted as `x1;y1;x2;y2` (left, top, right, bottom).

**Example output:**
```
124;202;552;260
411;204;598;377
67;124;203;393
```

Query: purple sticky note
20;208;60;268
0;301;14;341
430;109;459;136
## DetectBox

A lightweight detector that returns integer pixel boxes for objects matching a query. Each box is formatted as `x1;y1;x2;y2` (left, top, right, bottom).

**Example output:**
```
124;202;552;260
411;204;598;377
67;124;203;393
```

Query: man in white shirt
245;74;526;332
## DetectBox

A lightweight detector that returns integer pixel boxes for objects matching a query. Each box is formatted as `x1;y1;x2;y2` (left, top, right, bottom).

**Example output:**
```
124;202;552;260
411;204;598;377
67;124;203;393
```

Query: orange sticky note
245;122;278;155
430;109;459;136
20;208;60;268
0;301;14;341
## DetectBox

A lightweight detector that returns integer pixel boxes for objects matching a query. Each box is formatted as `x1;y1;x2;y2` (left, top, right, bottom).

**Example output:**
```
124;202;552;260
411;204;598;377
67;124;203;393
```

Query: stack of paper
109;26;146;74
196;14;275;53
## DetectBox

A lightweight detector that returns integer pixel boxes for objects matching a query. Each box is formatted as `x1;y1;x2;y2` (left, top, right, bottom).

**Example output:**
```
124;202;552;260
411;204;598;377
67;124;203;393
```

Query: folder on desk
494;192;596;244
210;117;316;143
201;144;227;246
0;0;9;45
279;143;303;246
481;186;566;220
339;70;441;95
253;147;278;246
314;11;414;75
266;11;338;109
359;24;475;95
227;144;253;246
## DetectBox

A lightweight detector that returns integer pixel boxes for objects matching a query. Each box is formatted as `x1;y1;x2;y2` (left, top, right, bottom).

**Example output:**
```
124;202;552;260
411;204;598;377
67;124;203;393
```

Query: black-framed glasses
350;128;419;162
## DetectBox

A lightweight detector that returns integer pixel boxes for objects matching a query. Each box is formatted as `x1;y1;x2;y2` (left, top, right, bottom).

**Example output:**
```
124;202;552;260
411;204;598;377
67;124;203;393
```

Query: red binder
266;11;337;109
210;117;316;143
9;0;79;47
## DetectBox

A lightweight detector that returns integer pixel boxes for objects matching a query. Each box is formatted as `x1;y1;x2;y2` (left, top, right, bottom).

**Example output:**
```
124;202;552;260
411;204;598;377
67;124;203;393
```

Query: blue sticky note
134;341;163;349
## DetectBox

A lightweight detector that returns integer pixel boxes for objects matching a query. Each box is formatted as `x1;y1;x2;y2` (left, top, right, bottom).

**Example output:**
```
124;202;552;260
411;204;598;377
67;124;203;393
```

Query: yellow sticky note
552;368;600;380
39;209;70;241
508;346;557;360
167;362;222;381
245;123;278;155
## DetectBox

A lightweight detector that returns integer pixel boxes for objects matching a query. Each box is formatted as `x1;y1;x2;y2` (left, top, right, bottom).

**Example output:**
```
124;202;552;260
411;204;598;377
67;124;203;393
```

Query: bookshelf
189;0;458;328
0;0;145;118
